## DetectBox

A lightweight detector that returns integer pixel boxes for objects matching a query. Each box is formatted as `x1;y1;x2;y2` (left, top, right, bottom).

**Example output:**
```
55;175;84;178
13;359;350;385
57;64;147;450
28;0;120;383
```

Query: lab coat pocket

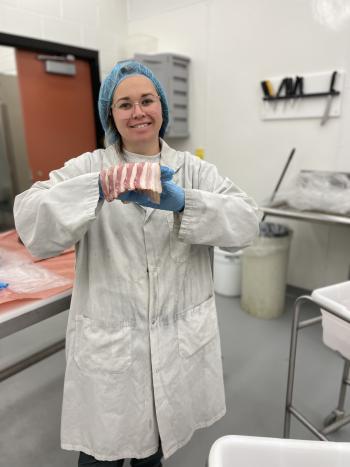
167;212;191;263
177;295;218;358
74;316;132;376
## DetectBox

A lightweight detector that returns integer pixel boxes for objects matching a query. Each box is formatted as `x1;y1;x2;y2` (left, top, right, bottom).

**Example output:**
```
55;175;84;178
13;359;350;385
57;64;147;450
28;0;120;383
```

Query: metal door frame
0;32;104;149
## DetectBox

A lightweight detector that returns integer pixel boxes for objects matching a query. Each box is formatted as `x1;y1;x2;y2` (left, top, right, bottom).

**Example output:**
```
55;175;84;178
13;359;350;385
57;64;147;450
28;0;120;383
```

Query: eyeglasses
111;95;160;115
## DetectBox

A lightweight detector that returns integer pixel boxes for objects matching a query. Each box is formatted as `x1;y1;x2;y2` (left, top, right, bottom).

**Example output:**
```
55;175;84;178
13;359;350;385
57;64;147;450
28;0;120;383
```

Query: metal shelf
261;206;350;226
0;289;72;338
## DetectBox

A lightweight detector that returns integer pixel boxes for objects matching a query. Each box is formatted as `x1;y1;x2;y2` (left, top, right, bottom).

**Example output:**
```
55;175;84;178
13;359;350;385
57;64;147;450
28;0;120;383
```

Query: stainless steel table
261;205;350;226
0;290;72;381
262;206;350;439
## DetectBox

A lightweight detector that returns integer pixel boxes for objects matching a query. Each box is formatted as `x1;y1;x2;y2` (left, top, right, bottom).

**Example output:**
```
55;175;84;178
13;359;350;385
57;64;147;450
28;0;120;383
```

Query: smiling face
111;75;163;155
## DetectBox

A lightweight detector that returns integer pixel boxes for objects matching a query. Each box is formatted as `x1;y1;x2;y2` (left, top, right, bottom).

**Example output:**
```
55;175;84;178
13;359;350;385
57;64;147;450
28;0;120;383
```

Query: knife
321;71;338;126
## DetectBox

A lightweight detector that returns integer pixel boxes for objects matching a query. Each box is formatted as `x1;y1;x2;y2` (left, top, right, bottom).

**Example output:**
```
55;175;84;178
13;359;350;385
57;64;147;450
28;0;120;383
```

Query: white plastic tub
240;234;292;319
214;247;242;297
208;435;350;467
312;281;350;360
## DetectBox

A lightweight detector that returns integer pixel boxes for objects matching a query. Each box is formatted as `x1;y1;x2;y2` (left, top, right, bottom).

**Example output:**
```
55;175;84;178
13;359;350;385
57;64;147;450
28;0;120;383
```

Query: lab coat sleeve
177;157;260;248
13;152;101;259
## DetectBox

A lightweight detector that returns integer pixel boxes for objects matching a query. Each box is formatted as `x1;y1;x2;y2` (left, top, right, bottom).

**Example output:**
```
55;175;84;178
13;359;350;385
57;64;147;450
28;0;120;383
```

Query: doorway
0;32;102;231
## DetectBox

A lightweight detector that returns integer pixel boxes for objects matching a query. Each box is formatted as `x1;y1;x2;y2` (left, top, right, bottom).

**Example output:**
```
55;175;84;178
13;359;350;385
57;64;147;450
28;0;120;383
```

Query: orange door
16;50;97;182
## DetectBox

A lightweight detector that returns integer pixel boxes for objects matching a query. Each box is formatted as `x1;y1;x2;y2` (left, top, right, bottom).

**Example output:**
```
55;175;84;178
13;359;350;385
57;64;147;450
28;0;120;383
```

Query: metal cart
208;435;350;467
284;281;350;440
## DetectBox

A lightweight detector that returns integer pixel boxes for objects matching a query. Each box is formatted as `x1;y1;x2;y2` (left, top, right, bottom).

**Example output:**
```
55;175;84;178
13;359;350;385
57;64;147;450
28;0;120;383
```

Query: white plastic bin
241;223;292;319
208;435;350;467
312;281;350;360
214;247;242;297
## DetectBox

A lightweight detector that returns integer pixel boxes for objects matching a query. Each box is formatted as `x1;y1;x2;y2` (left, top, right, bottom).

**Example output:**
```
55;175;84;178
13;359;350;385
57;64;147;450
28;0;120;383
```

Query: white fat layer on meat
123;163;131;192
139;162;148;190
103;171;109;199
149;163;157;193
108;167;114;201
129;164;138;190
156;164;162;193
120;164;128;194
147;163;153;193
112;166;118;200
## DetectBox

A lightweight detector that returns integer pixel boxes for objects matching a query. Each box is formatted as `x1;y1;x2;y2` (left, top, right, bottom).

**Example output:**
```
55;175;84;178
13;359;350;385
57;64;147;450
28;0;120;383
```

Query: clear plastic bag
0;248;30;267
272;171;350;215
0;248;70;294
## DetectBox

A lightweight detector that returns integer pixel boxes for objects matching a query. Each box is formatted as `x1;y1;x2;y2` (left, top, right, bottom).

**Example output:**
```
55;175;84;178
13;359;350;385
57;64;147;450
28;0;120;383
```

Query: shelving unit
134;53;190;138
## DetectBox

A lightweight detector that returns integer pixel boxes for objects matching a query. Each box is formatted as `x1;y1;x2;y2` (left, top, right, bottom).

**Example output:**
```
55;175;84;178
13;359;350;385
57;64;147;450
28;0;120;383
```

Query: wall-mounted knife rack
263;90;340;101
260;70;344;120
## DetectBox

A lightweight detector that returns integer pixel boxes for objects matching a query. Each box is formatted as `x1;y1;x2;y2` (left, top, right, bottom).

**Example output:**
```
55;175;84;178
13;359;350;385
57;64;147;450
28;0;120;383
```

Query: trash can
240;222;292;319
214;247;242;297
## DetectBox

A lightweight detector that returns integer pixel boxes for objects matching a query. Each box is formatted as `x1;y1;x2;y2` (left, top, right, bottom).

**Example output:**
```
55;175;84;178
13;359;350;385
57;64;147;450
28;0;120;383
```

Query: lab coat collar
159;139;184;173
110;139;184;173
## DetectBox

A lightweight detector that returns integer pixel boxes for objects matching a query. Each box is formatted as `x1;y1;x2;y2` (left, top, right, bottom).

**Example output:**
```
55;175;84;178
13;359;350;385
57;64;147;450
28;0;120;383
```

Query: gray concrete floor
1;290;350;467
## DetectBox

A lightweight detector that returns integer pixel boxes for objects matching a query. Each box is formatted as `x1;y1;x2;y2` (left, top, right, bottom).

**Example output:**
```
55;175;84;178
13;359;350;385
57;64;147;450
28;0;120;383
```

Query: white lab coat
14;140;259;461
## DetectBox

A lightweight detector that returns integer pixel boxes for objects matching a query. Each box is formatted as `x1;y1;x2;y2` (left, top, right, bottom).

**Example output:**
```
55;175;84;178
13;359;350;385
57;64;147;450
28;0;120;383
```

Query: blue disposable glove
118;166;185;212
98;177;104;200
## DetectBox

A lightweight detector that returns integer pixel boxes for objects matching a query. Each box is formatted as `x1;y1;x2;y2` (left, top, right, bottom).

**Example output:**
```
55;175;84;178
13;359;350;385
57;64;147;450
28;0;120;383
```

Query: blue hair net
98;60;169;146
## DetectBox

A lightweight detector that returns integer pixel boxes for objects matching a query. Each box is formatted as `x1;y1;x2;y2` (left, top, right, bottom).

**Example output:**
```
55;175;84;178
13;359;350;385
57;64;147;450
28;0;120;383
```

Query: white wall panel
0;0;127;79
41;16;82;46
127;0;350;289
127;0;205;21
0;4;42;37
18;0;61;17
128;1;209;153
0;0;19;7
61;0;98;26
81;26;98;50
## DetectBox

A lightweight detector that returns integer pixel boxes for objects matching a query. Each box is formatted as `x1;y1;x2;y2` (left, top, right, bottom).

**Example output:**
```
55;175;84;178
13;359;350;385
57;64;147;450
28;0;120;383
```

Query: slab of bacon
100;161;162;204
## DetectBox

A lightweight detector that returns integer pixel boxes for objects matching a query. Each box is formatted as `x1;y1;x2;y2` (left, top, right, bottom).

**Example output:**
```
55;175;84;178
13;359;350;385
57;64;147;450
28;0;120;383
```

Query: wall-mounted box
261;71;345;121
134;53;190;138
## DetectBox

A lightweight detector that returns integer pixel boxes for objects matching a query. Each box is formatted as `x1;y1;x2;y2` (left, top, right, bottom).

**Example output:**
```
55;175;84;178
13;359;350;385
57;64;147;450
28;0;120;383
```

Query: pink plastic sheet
0;230;75;306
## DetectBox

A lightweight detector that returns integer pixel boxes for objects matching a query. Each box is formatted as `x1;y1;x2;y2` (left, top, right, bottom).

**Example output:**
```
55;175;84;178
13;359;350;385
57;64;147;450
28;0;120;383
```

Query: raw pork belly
100;161;162;203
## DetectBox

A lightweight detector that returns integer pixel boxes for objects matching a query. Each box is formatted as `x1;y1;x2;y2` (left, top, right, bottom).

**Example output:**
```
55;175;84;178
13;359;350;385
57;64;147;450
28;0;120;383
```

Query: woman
14;61;260;466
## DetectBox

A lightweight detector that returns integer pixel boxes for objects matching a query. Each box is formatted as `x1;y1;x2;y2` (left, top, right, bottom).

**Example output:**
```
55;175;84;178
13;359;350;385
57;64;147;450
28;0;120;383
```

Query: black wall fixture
261;71;340;102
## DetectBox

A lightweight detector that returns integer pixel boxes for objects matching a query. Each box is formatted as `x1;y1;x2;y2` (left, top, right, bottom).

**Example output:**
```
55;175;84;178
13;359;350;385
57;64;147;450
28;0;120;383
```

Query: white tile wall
0;0;128;77
127;0;350;290
97;29;126;76
18;0;61;17
0;0;19;8
97;0;124;29
128;1;208;153
61;0;98;27
127;0;205;21
99;45;125;79
0;4;42;38
41;16;83;47
81;25;98;50
97;29;122;54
